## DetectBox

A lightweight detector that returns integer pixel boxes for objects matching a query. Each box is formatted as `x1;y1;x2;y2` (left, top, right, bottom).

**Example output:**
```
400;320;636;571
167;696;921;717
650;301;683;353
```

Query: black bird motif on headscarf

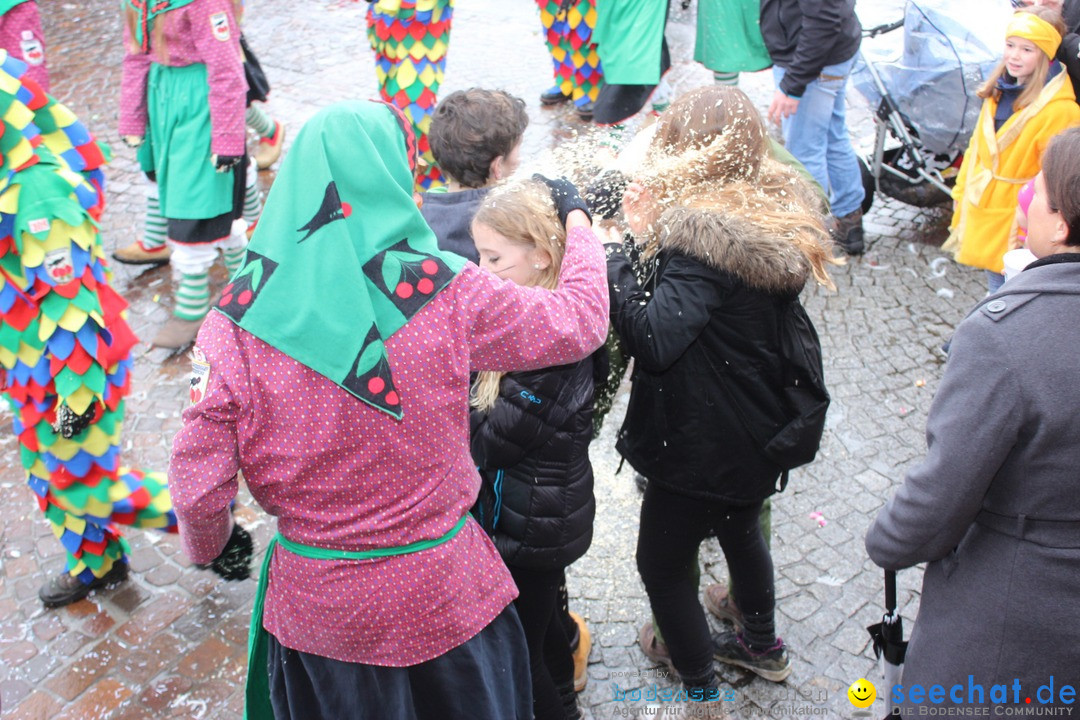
297;181;351;242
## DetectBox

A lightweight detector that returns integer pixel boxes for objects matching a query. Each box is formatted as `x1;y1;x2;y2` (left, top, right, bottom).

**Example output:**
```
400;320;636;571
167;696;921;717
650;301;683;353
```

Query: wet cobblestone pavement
1;1;988;718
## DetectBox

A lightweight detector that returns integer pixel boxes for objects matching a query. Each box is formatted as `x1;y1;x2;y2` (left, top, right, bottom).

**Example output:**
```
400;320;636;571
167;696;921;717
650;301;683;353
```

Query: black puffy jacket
469;359;595;569
607;206;816;504
759;0;861;98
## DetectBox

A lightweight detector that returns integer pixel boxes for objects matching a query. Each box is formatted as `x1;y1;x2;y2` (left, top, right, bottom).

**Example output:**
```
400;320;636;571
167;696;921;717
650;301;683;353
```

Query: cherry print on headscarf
342;323;401;415
216;250;279;322
297;181;352;243
363;237;456;317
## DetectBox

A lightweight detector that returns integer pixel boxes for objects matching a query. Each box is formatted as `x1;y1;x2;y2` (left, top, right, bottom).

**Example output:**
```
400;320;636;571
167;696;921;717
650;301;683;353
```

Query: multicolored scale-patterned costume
0;52;177;585
538;0;603;109
367;0;453;190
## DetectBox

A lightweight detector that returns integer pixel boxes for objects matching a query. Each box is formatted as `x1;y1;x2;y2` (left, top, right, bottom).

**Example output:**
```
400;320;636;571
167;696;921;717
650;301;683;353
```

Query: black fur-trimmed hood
658;205;812;295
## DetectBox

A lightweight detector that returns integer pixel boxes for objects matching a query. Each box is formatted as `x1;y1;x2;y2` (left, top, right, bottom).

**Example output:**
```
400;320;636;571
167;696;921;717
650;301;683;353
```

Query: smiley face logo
847;678;876;708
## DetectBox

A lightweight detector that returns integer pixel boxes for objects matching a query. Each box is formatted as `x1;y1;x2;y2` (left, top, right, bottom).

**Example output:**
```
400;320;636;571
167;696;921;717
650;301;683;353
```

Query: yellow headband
1007;12;1062;59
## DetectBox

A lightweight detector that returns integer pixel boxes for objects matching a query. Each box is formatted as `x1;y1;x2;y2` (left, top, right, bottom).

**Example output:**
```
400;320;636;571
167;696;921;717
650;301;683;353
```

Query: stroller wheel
859;157;875;214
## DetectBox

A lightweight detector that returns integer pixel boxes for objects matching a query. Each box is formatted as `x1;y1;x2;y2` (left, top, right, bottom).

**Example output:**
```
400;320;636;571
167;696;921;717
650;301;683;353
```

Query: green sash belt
245;515;470;719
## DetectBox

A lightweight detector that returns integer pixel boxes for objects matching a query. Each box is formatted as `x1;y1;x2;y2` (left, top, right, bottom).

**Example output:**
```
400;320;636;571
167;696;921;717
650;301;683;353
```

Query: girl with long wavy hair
608;85;836;697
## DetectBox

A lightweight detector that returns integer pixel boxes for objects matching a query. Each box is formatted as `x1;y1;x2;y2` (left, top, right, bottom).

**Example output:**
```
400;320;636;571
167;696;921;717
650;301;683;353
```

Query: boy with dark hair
421;88;528;263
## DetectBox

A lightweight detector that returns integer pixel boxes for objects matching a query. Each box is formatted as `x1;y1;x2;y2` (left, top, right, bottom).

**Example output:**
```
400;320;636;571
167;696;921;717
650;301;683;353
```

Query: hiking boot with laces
713;630;792;682
39;561;129;609
703;583;744;630
638;621;676;676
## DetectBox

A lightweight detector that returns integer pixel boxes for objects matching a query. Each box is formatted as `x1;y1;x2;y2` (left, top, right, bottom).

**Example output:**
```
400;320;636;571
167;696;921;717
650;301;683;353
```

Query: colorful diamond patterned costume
366;0;453;190
538;0;603;108
0;51;177;586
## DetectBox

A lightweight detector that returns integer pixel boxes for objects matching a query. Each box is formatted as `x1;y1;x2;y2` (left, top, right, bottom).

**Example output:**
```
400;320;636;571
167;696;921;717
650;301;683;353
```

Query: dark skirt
267;604;532;720
593;37;671;125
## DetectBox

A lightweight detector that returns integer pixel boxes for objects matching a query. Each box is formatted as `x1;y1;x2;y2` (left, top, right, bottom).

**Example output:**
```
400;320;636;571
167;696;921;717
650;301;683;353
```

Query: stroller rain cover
853;0;1013;157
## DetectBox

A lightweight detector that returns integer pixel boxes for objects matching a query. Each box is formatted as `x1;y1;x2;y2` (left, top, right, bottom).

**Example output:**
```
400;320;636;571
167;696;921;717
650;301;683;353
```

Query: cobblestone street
0;1;990;718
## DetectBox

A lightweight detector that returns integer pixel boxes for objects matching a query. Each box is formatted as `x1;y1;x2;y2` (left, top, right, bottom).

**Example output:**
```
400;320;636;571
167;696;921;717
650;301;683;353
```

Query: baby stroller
852;0;1012;212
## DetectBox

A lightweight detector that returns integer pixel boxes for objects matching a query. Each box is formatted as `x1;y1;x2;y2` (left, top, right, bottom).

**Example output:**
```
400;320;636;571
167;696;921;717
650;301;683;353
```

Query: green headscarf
0;1;30;16
215;100;466;419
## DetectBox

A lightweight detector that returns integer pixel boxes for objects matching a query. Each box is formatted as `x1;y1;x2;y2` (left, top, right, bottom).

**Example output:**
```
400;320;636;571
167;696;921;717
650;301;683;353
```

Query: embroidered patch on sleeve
20;33;44;66
189;346;211;404
43;247;75;284
210;12;231;42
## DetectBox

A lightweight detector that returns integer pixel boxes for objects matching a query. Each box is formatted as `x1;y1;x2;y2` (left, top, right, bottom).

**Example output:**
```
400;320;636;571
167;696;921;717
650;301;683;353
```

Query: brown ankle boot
152;316;205;350
39;561;129;609
112;241;171;266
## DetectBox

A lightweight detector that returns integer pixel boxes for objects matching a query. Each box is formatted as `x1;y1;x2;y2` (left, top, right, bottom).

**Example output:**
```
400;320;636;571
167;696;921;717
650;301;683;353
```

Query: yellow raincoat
946;69;1080;273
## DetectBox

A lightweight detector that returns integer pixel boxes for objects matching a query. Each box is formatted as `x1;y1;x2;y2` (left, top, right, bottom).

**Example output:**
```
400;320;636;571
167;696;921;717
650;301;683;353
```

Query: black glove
197;523;254;581
533;173;591;227
52;402;98;439
583;170;628;220
212;154;244;173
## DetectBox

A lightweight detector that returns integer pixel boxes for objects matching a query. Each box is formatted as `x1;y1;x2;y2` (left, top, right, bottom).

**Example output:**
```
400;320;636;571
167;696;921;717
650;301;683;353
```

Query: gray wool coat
865;257;1080;710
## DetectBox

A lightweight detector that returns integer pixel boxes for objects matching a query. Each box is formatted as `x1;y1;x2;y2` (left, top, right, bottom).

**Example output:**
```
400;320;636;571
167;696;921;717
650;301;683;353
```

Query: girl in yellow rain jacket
946;6;1080;292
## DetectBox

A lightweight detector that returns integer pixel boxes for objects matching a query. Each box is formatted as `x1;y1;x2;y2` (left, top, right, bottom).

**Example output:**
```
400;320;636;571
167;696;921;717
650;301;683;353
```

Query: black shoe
831;209;865;255
541;85;571;106
713;630;792;682
39;561;129;609
575;100;595;121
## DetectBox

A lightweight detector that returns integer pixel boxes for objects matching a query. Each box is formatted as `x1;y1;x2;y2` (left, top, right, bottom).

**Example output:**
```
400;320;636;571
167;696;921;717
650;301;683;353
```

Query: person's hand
622;181;658;238
122;135;144;149
534;174;592;226
211;154;244;173
584;170;628;221
768;91;800;125
595;223;625;248
196;523;254;581
52;402;99;439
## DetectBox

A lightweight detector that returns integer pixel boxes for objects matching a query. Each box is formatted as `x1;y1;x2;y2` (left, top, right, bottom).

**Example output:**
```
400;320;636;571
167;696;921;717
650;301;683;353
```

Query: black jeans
636;481;775;685
509;564;576;720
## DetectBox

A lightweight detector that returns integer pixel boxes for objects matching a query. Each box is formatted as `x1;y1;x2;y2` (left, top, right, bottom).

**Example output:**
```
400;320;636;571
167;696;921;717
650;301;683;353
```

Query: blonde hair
638;86;839;289
978;6;1066;111
469;180;566;410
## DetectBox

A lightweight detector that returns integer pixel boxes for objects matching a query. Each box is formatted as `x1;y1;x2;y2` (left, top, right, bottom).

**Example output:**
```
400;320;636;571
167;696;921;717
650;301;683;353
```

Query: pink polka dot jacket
119;0;246;156
168;225;608;665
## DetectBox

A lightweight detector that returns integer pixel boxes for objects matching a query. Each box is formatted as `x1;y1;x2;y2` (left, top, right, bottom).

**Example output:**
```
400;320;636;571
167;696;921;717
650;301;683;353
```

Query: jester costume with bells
367;0;453;190
0;53;178;608
538;0;603;112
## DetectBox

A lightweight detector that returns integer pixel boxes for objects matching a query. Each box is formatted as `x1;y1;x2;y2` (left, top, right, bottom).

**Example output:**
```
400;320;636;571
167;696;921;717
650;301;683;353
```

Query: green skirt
593;0;666;85
139;63;235;223
694;0;772;73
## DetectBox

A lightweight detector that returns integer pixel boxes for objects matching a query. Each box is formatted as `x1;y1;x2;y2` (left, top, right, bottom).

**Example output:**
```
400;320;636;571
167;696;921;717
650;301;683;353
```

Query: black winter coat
470;359;595;569
607;206;815;504
760;0;861;98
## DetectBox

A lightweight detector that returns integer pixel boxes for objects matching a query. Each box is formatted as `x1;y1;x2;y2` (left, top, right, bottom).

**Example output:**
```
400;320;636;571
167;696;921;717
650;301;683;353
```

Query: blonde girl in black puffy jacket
469;179;596;720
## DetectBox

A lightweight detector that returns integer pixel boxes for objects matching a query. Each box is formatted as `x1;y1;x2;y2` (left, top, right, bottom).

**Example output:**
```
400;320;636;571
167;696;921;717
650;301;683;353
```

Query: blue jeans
774;56;865;217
